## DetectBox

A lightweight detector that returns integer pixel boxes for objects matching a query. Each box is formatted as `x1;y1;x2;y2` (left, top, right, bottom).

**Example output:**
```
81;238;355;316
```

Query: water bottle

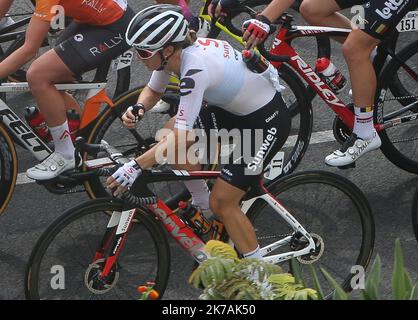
242;49;271;74
210;218;228;242
24;106;51;142
242;49;283;92
315;57;347;93
67;109;81;141
178;201;211;235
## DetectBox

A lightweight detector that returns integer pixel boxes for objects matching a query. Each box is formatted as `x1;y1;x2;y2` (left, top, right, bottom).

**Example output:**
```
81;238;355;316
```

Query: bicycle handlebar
74;137;157;207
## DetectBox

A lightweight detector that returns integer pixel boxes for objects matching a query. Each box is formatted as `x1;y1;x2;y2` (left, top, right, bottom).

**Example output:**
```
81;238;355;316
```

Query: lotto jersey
148;38;277;131
34;0;127;26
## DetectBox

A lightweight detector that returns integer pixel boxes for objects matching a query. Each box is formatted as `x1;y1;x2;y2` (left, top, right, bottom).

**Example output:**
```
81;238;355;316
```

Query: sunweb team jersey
34;0;128;26
148;38;277;131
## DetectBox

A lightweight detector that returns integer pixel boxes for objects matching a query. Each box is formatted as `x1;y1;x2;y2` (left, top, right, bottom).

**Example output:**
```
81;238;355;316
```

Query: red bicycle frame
268;23;384;132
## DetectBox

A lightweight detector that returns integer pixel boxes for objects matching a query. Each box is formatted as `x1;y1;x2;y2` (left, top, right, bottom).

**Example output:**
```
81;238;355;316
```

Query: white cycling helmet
126;4;189;51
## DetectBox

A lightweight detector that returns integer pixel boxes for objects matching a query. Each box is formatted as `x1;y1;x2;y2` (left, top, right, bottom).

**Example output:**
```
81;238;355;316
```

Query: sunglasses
135;48;162;60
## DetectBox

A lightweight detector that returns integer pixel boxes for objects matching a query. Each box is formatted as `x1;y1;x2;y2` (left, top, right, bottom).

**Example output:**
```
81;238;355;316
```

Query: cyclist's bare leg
0;0;13;20
209;179;259;256
27;49;75;126
159;116;210;209
300;0;352;43
27;49;76;160
343;29;380;108
61;92;82;115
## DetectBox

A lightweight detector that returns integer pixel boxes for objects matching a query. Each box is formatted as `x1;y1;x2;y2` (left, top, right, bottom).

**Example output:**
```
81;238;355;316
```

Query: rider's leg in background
27;49;75;160
343;28;380;140
155;0;210;36
155;0;192;20
209;178;261;259
324;27;382;167
300;0;352;43
0;0;13;21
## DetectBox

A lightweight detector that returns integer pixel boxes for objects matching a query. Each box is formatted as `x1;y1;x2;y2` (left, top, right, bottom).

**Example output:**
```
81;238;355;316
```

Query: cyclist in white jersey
106;4;291;260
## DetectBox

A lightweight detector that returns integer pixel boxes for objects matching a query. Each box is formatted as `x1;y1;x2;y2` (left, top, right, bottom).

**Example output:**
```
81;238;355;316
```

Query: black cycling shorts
54;6;135;76
195;92;291;191
335;0;417;40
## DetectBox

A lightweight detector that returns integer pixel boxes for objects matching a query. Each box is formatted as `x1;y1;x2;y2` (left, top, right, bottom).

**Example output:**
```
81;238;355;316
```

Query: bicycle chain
385;94;418;101
257;234;292;240
392;136;418;143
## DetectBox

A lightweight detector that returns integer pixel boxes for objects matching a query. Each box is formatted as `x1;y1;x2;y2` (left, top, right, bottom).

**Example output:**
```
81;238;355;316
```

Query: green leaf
320;267;348;300
290;259;305;287
409;282;418;300
363;255;381;300
392;238;407;300
309;264;324;300
404;270;413;295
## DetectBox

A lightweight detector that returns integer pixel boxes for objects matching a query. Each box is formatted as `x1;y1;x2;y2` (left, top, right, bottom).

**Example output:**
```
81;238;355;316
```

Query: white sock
242;245;262;260
184;179;211;215
353;106;374;140
50;121;75;160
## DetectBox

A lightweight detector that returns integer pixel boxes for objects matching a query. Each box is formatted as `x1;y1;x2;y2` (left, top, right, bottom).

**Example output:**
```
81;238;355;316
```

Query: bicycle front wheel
0;124;18;215
375;40;418;173
411;186;418;245
25;198;171;300
246;171;375;299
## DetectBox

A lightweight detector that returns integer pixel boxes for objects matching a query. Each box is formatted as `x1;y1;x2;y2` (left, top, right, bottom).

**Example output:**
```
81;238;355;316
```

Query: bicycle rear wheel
246;171;375;299
375;40;418;173
0;124;18;215
25;198;171;300
411;186;418;245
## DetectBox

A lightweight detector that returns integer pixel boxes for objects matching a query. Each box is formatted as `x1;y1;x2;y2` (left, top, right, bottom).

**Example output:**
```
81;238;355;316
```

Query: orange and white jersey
34;0;128;26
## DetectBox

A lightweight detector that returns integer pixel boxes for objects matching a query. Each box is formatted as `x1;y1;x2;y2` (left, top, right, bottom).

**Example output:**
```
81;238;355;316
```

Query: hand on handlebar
106;159;142;196
122;103;145;129
242;15;272;49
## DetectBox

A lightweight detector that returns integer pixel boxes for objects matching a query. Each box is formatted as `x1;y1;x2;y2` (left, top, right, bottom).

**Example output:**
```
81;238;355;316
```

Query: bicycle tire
245;170;375;299
25;198;171;300
411;186;418;245
374;39;418;174
0;124;18;215
265;64;313;182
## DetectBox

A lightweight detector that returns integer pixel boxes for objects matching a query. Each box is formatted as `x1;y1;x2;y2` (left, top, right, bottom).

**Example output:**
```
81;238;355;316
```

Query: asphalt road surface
0;0;417;300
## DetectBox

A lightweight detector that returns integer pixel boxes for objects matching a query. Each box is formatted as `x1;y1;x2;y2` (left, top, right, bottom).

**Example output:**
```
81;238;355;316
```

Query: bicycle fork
92;209;136;280
241;192;317;265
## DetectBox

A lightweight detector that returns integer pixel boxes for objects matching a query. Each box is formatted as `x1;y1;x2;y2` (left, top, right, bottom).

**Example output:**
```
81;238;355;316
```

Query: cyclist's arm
135;60;209;169
0;16;50;79
138;69;173;110
0;0;13;20
136;85;164;111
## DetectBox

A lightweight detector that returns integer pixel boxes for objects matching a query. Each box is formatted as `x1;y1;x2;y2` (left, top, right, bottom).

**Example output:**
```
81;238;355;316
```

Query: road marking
15;130;336;185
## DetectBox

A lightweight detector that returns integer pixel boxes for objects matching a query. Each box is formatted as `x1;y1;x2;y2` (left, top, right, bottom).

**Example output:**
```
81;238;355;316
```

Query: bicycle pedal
337;163;356;170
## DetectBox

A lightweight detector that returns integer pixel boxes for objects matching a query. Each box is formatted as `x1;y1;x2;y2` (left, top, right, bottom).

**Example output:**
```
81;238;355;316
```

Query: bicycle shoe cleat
325;131;381;167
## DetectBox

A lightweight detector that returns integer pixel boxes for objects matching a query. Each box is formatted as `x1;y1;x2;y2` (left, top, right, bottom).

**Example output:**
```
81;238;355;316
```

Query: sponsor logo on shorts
89;33;124;56
375;0;406;20
375;23;389;34
265;111;279;123
74;34;84;42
